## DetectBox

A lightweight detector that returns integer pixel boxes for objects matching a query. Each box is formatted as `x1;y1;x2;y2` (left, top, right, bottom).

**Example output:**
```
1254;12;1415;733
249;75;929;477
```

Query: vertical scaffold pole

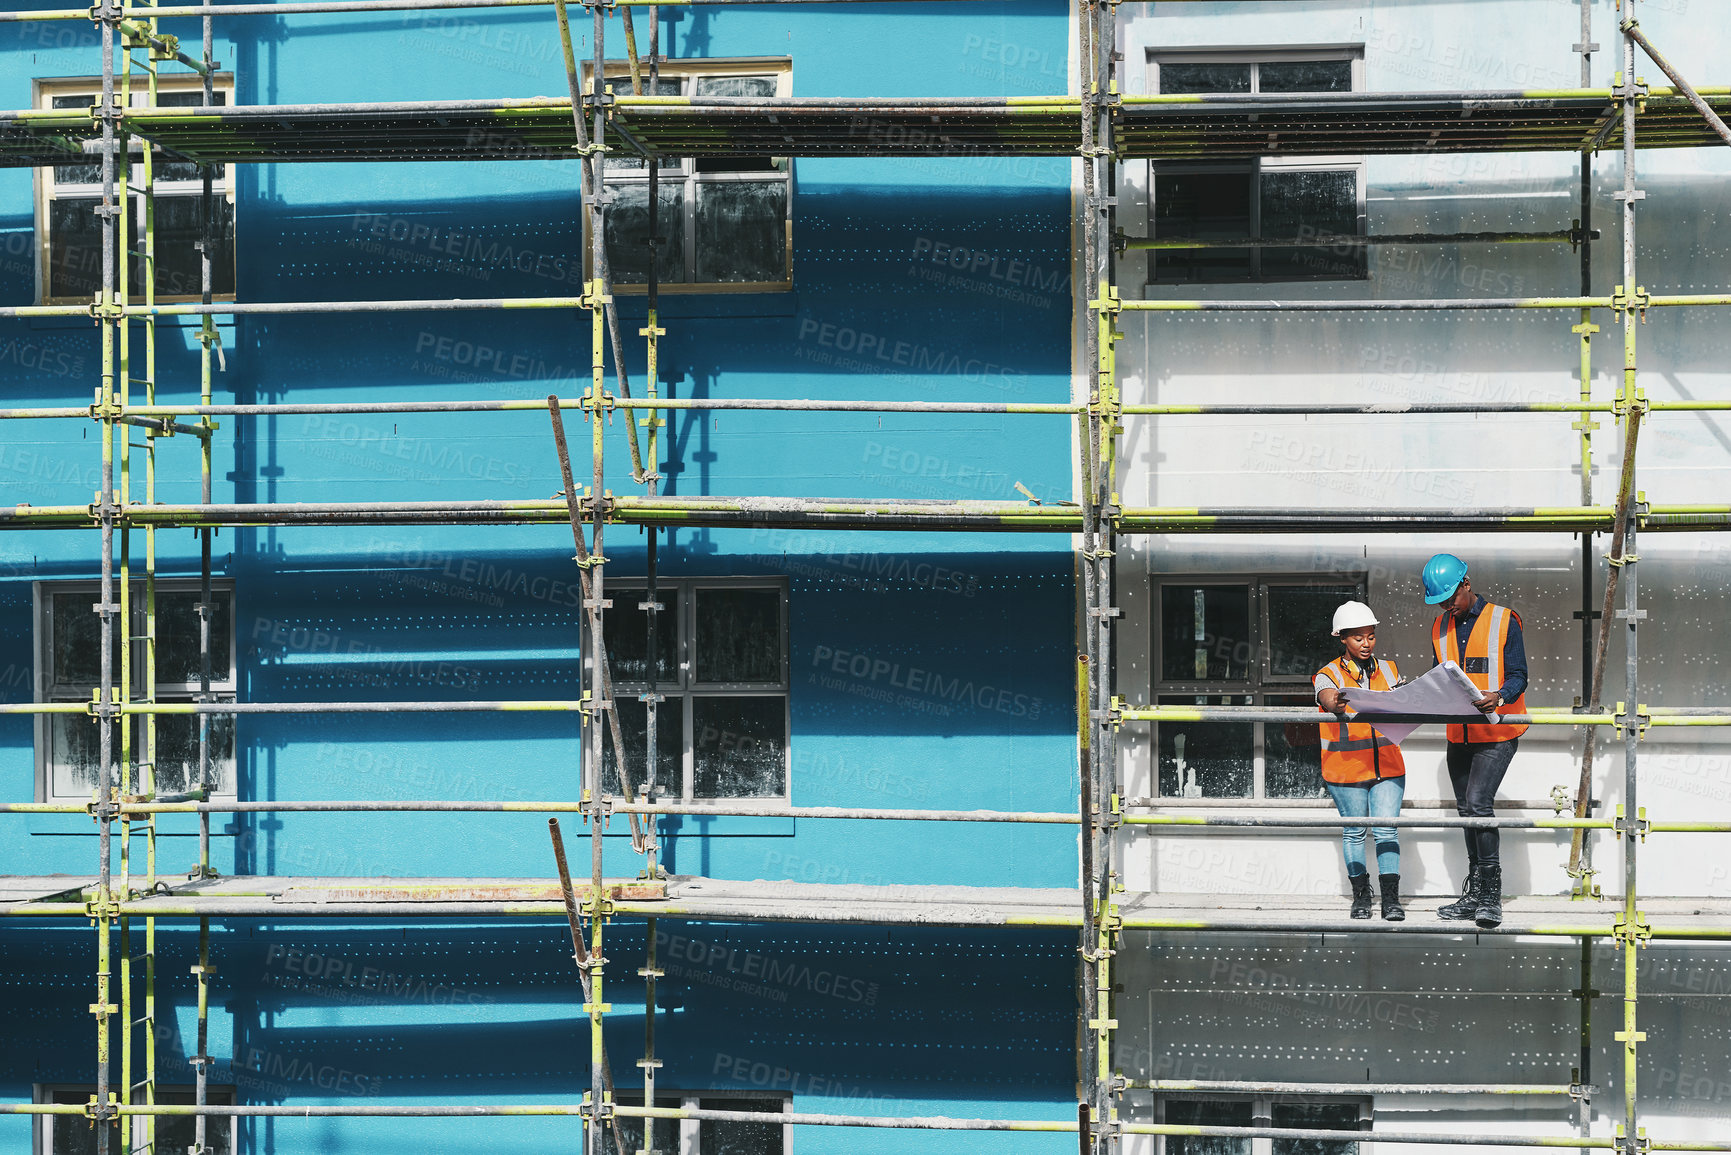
140;17;162;1150
1613;8;1646;1154
91;0;122;1146
585;10;612;1155
1572;4;1599;1150
1088;4;1122;1153
193;5;218;1150
639;2;664;882
195;0;218;885
1569;0;1602;901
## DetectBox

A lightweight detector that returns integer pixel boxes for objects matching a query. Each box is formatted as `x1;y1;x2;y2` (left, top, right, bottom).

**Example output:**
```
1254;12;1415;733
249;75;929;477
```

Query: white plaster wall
1108;2;1731;1145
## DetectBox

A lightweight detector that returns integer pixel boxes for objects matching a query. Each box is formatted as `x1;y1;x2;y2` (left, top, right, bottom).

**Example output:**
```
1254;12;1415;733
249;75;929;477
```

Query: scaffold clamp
1611;703;1650;740
580;279;612;311
1610;284;1650;319
1614;804;1651;842
1612;387;1648;418
1089;288;1124;315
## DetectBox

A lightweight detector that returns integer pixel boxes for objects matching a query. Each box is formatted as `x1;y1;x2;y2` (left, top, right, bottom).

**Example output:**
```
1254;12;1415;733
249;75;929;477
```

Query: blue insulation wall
0;2;1082;1150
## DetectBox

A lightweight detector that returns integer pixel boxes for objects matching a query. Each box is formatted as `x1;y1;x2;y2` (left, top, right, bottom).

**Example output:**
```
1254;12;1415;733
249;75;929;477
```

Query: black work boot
1474;864;1503;929
1379;874;1406;922
1437;861;1481;920
1349;873;1374;919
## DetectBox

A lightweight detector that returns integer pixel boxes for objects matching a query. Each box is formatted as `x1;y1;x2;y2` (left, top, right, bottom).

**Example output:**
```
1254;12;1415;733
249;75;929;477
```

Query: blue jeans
1325;777;1405;877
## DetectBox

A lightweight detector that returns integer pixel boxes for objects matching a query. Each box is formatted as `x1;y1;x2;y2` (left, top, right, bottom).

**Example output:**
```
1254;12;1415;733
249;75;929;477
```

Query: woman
1313;600;1406;921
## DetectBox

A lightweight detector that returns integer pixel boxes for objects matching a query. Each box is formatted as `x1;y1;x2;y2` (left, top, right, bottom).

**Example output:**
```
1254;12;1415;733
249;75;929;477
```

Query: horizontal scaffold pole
1117;704;1731;729
7;798;1695;829
1123;228;1597;251
11;398;1731;421
1120;295;1731;312
4;294;1731;325
0;0;971;21
3;499;1730;533
0;1101;1707;1150
1135;1080;1589;1096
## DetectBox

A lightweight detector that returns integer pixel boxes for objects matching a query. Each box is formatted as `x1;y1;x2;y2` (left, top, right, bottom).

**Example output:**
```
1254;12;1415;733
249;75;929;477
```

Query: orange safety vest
1314;656;1407;785
1431;601;1529;743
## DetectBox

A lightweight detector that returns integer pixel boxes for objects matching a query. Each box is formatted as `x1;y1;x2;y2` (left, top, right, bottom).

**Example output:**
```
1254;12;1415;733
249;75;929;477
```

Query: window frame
581;56;794;294
33;578;238;803
1145;48;1366;286
35;1083;236;1155
1151;574;1366;802
591;577;791;806
603;1089;791;1154
1153;1092;1372;1155
33;74;238;306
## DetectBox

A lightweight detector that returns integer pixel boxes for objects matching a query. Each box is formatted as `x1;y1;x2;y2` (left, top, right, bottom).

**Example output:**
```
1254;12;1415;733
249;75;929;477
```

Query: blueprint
1337;661;1498;745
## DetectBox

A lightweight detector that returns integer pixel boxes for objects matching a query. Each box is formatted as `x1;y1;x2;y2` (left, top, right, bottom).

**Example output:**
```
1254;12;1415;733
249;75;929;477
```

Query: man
1422;553;1528;929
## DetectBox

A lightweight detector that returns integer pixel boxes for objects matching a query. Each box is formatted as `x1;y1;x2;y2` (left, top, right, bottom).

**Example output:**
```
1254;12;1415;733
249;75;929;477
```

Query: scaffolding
0;0;1730;1152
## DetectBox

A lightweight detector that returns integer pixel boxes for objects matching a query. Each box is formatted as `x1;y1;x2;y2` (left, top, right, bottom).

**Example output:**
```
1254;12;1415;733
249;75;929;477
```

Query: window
1148;51;1364;284
587;59;793;292
35;75;237;304
596;580;789;803
37;1086;234;1155
1156;1095;1369;1155
600;1093;787;1155
1152;576;1364;800
35;580;237;802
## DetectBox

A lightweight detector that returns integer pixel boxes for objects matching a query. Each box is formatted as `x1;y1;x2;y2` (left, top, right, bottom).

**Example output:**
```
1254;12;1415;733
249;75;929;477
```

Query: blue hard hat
1422;553;1469;604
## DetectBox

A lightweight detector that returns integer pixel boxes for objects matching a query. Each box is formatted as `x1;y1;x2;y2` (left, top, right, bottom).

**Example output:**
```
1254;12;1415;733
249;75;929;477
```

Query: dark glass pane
46;197;108;299
1259;170;1364;281
695;588;780;683
604;182;686;285
1153;171;1252;283
52;590;119;687
1266;584;1362;680
47;195;235;300
155;1089;234;1155
603;694;683;797
600;1095;680;1155
695;155;781;174
699;1097;782;1155
156;589;234;685
1157;695;1253;799
604;589;679;683
147;194;236;298
51;1089;121;1155
147;708;237;796
1265;693;1325;800
695;181;787;283
694;76;778;99
693;697;786;799
1272;1100;1361;1155
1163;1098;1253;1155
1158;62;1251;94
1160;585;1251;682
1259;60;1354;93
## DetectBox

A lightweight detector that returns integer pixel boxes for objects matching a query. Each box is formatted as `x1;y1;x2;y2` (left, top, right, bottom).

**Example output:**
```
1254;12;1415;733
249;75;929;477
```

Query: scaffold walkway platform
3;87;1730;167
5;874;1730;940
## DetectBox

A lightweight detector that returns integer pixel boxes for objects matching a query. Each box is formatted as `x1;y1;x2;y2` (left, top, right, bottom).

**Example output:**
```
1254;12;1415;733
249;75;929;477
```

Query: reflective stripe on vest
1315;657;1407;784
1432;602;1529;743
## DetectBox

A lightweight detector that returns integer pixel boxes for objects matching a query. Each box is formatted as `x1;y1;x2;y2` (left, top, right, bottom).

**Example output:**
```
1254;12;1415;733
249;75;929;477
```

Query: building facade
1;0;1728;1152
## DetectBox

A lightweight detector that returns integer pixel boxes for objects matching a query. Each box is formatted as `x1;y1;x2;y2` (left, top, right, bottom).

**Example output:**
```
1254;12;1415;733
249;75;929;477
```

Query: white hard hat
1331;600;1379;636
